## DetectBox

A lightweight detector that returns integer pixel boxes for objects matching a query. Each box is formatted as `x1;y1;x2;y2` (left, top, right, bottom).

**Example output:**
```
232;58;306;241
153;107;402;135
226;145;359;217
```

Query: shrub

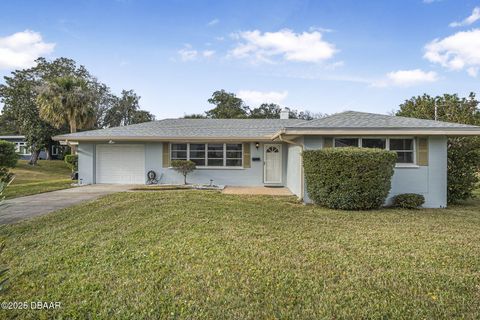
303;147;397;210
0;168;14;204
391;193;425;209
64;154;78;172
171;160;196;185
0;140;18;168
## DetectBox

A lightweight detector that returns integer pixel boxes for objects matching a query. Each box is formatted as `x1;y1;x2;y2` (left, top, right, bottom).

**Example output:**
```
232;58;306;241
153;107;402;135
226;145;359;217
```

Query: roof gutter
52;136;275;142
277;128;480;136
277;133;305;202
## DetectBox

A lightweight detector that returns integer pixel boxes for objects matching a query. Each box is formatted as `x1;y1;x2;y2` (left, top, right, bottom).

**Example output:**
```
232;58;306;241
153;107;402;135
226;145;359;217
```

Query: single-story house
53;110;480;208
0;135;64;160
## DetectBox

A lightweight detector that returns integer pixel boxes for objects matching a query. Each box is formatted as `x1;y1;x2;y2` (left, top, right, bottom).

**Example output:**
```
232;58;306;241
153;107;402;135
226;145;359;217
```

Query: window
362;138;386;149
15;142;31;155
226;144;243;166
207;144;224;166
170;143;243;167
51;145;59;156
332;137;416;164
189;144;205;166
389;138;414;164
334;138;358;147
171;144;187;160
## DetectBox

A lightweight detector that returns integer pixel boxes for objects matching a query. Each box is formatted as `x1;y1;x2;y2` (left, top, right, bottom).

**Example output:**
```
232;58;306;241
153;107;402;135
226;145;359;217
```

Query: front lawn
1;191;479;319
4;160;73;199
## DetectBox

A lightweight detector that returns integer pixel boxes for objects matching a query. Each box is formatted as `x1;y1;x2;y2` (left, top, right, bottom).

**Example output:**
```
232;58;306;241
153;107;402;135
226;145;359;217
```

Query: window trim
170;143;244;168
51;145;59;156
332;137;417;165
15;142;31;155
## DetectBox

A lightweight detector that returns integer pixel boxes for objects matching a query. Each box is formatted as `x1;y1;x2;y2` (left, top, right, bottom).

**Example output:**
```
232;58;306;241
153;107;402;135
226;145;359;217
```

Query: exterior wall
77;141;289;187
285;137;304;197
388;136;447;208
302;135;448;208
78;143;95;185
159;142;286;186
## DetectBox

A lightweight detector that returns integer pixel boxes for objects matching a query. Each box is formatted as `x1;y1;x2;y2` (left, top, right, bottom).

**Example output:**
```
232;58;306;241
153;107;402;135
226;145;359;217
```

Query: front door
264;144;282;184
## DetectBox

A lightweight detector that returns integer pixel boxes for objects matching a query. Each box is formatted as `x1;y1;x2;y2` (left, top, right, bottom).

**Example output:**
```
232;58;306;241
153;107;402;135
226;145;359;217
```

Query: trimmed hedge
0;140;18;168
303;147;397;210
392;193;425;209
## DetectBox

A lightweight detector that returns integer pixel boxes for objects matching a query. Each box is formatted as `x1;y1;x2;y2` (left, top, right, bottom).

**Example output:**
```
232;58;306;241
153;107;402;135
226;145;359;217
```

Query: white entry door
264;144;282;184
96;144;145;184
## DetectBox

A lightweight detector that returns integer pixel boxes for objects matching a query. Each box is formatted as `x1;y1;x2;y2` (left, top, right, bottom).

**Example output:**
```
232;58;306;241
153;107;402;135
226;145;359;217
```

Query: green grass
4;160;73;199
1;191;480;319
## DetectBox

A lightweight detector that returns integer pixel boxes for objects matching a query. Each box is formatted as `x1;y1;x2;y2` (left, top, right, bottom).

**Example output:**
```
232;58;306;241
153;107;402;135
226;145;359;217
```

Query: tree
0;112;19;135
396;93;480;203
37;76;96;153
103;90;154;127
249;103;282;118
90;81;118;129
184;113;207;119
0;140;18;168
171;160;196;184
131;110;155;124
206;90;249;119
0;65;61;164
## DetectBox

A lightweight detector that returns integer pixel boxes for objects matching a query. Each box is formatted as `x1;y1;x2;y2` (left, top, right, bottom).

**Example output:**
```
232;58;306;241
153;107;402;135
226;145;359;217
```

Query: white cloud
0;30;55;70
449;7;480;27
372;69;439;87
237;90;288;106
229;29;337;63
177;44;198;61
423;0;441;4
424;28;480;76
207;19;219;27
202;50;215;57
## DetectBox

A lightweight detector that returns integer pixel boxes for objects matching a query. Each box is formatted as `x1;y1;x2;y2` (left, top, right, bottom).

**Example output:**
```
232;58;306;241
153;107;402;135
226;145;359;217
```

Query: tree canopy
187;90;325;120
0;57;155;163
103;90;155;127
205;90;250;119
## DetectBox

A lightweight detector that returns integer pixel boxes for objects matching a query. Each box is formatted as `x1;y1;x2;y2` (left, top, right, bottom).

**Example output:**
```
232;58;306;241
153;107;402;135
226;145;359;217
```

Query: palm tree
37;76;95;153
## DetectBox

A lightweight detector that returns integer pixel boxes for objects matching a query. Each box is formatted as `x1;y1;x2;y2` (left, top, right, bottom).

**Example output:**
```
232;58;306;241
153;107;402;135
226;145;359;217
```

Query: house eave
275;128;480;136
52;135;276;142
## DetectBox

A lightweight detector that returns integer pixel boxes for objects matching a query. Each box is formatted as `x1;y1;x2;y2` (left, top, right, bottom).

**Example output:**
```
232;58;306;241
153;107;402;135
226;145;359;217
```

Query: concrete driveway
0;184;133;225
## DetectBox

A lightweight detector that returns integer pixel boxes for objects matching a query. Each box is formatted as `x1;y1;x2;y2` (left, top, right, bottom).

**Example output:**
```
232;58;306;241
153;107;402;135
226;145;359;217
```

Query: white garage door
96;144;145;184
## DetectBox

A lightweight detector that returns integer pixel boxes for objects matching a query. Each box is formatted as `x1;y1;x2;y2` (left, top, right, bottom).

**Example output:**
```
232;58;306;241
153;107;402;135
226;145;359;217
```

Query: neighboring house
53;111;480;208
0;135;64;160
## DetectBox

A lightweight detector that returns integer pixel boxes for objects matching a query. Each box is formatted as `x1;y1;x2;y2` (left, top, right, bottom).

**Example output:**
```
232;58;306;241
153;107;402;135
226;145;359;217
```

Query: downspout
277;133;305;201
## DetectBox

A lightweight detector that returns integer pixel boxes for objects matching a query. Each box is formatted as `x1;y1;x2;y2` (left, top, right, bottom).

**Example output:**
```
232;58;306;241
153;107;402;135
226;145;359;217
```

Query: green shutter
243;143;251;168
417;138;428;166
162;142;170;167
324;137;333;148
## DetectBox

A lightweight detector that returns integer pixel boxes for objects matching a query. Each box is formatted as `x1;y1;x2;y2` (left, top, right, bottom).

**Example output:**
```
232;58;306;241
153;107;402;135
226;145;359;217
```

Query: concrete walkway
0;184;133;225
222;186;293;196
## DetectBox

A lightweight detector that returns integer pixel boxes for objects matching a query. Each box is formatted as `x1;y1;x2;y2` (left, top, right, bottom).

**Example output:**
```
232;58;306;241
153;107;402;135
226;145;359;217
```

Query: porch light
255;142;260;149
108;140;115;144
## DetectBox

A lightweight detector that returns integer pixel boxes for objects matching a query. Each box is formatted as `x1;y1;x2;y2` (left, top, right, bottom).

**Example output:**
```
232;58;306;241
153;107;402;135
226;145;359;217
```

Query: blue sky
1;0;479;118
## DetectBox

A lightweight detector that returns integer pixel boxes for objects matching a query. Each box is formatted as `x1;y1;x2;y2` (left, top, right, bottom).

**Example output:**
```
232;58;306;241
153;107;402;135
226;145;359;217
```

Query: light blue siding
158;142;286;186
78;143;95;185
388;136;447;208
302;136;448;208
77;142;289;187
285;137;304;197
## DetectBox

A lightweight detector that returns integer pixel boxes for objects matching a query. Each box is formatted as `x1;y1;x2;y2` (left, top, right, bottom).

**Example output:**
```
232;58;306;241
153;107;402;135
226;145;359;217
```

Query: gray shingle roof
288;111;480;130
54;111;480;141
55;118;306;140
